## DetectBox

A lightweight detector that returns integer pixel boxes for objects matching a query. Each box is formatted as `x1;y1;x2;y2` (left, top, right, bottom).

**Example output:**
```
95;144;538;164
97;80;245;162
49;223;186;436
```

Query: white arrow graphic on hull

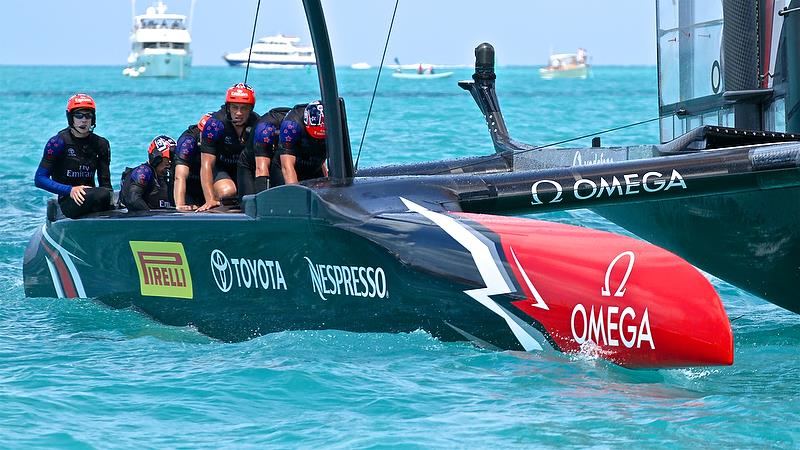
400;197;543;351
509;246;549;310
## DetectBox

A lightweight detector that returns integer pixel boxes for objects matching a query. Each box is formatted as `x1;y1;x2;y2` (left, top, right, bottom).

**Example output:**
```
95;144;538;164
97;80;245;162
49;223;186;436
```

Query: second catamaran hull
594;188;800;313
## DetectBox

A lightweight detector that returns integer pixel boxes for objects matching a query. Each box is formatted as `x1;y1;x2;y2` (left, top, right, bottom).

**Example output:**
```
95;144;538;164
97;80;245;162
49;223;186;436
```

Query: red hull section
460;213;733;368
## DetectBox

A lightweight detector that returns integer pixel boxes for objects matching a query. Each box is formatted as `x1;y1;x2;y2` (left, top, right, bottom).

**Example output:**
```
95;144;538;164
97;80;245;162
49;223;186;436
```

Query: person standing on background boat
34;93;112;219
119;135;176;212
275;101;328;186
198;83;259;212
172;112;212;210
237;106;291;197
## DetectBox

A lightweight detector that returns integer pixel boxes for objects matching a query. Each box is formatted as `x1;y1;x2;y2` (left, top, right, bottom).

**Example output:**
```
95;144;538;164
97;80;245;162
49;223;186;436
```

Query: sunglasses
73;112;95;120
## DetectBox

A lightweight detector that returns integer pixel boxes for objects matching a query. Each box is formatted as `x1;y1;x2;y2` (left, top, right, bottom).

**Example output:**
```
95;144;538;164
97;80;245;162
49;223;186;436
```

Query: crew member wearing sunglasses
273;100;328;187
34;93;113;219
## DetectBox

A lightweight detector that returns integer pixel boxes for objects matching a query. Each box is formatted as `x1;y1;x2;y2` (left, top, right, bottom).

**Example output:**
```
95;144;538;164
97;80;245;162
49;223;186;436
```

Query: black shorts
59;187;113;219
213;166;237;185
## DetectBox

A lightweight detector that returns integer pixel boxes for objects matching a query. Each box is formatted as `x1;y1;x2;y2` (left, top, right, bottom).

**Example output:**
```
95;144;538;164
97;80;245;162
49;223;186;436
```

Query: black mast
302;0;354;185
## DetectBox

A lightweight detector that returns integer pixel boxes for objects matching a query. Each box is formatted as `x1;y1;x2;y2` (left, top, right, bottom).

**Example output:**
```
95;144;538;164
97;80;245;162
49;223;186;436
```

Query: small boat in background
391;59;453;79
123;1;192;78
392;71;453;79
539;49;589;80
350;62;372;70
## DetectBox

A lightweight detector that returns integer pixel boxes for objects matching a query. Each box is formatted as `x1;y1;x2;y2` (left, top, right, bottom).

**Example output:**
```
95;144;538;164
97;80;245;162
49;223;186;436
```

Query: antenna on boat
303;0;354;184
130;0;136;28
243;0;264;84
354;0;401;171
188;0;197;32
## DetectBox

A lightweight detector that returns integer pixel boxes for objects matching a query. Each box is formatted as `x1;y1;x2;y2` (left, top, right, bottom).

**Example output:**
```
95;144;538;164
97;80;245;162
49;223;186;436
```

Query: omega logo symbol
531;179;563;205
601;251;635;297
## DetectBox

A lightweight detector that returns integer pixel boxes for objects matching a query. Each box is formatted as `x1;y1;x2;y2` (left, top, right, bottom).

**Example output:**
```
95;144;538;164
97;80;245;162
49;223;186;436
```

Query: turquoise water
1;66;798;448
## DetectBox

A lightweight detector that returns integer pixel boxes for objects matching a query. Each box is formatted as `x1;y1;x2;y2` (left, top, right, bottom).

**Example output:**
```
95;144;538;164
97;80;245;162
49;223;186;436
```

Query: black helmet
148;135;176;166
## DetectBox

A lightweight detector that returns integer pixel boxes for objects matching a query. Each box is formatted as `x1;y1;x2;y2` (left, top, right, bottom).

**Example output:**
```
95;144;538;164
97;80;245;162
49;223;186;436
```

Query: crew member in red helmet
274;100;328;186
34;93;113;219
119;135;176;212
198;83;260;211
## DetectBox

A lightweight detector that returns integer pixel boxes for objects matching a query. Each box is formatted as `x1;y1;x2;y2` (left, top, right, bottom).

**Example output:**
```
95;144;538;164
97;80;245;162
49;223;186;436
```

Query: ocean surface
1;65;798;448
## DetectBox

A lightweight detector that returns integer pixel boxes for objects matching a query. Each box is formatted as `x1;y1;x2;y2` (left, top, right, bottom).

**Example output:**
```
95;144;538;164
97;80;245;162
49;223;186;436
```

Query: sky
1;0;656;66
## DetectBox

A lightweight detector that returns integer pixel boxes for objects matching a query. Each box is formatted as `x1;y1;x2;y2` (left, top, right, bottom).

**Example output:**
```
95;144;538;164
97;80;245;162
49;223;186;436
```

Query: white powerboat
539;51;589;80
123;1;192;78
223;34;315;68
391;71;453;79
391;63;453;79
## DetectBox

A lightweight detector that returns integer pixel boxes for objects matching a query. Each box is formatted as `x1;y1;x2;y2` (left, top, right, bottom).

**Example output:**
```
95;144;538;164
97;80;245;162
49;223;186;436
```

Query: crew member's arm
321;162;328;177
279;120;300;185
253;122;276;191
255;156;271;191
198;153;219;211
123;166;152;211
281;154;299;184
173;135;197;210
34;135;90;204
173;165;191;210
198;118;224;212
255;156;270;178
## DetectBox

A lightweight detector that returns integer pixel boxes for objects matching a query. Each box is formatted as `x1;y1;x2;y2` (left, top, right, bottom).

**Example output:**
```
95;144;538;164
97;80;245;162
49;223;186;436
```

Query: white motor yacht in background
223;34;316;68
123;1;193;78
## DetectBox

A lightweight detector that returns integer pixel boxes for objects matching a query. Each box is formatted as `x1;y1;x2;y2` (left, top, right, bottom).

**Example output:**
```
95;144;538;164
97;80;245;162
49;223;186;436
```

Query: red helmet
197;112;213;131
303;101;326;139
225;83;256;105
66;93;96;113
148;135;176;165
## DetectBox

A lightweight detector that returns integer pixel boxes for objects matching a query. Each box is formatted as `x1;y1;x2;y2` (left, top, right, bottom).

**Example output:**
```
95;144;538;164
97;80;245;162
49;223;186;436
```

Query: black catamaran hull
31;0;799;370
24;184;734;369
595;187;800;311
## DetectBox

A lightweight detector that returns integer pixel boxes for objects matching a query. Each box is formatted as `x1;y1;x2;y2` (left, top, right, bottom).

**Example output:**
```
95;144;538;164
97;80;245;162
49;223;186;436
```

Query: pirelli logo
130;241;193;299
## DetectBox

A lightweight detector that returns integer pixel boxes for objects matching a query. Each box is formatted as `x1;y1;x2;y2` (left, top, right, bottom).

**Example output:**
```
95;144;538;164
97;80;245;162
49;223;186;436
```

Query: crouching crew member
276;101;328;186
120;135;176;212
34;93;112;219
238;106;290;197
198;83;259;211
173;113;212;211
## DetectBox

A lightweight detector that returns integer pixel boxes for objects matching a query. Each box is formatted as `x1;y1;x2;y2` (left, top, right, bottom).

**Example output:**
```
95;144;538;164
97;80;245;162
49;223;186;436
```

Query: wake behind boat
223;34;315;68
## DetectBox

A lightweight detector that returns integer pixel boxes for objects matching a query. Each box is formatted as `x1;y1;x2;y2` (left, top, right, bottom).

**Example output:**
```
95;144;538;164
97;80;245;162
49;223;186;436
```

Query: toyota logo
210;249;233;292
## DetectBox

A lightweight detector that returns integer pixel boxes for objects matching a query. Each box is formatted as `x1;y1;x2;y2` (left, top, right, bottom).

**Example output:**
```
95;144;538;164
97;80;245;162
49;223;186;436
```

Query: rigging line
432;116;660;175
354;0;400;171
244;0;263;84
